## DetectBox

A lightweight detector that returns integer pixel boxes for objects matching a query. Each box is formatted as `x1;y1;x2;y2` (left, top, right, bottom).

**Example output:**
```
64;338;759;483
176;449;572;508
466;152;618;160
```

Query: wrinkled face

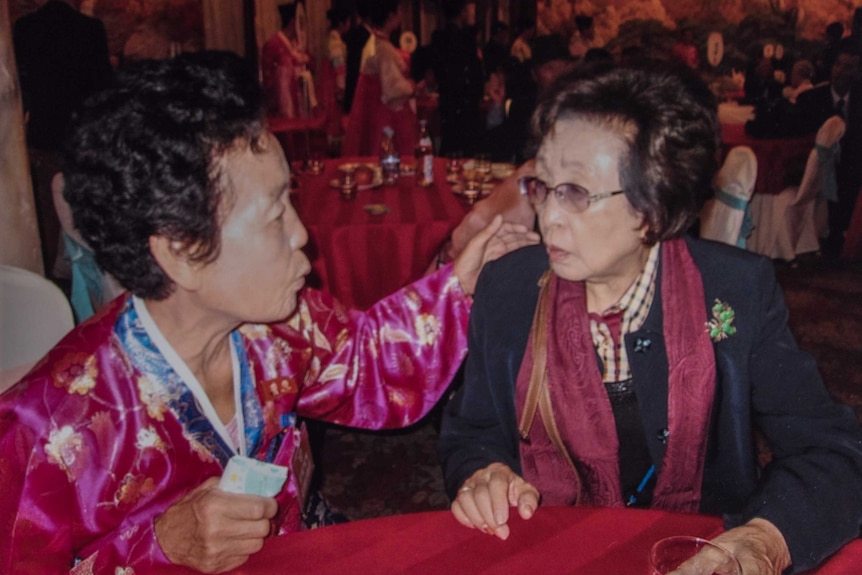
191;132;310;325
535;118;648;294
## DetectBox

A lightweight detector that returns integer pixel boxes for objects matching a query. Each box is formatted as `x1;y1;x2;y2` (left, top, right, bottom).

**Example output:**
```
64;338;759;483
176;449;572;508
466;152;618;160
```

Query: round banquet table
292;157;469;310
720;122;814;197
153;506;862;574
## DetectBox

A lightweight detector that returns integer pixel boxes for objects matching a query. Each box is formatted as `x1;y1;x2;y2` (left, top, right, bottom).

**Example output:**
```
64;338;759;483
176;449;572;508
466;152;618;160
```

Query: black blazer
13;1;112;151
440;238;862;573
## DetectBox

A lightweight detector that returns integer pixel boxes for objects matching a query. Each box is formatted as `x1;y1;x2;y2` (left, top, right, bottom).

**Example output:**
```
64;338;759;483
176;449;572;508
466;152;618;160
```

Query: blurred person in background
342;0;418;157
433;0;485;156
261;2;317;120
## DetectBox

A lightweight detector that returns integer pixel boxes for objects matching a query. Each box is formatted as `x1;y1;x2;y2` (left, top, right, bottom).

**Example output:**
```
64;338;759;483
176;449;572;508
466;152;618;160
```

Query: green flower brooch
706;299;736;342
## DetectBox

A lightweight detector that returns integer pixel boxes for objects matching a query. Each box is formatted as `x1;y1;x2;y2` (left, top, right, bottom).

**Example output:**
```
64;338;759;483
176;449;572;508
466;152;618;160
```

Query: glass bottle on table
415;119;434;187
379;126;400;186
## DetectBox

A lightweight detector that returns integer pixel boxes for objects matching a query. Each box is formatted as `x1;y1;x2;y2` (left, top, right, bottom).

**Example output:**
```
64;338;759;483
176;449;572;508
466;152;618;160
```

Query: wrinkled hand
453;215;540;295
451;462;540;541
670;519;790;575
154;477;278;573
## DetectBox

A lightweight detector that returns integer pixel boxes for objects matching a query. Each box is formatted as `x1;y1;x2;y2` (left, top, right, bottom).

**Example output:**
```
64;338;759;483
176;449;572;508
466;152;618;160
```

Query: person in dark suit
439;63;862;575
432;0;484;156
13;0;112;152
795;38;862;254
482;20;510;77
342;0;372;113
13;0;113;276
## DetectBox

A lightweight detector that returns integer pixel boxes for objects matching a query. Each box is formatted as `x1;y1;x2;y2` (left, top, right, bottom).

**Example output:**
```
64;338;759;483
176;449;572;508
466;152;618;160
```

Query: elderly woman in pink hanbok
343;0;419;157
0;52;538;574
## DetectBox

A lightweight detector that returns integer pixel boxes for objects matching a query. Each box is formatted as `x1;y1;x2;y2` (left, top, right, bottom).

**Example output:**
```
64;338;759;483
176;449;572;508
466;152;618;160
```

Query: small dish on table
330;163;383;191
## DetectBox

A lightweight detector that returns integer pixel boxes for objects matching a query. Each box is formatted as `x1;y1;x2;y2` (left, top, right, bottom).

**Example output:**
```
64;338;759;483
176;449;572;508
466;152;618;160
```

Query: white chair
0;265;74;392
748;116;845;261
700;146;758;248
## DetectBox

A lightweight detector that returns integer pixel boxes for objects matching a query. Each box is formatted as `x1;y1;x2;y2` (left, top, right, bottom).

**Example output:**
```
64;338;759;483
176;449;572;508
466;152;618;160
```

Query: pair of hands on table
453;463;791;575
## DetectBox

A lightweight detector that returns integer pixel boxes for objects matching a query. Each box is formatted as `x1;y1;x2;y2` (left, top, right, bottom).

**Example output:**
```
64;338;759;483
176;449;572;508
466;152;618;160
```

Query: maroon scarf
515;238;715;511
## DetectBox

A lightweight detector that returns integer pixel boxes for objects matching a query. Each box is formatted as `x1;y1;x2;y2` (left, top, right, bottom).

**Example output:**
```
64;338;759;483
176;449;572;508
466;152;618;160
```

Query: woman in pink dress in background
261;2;316;119
343;0;419;157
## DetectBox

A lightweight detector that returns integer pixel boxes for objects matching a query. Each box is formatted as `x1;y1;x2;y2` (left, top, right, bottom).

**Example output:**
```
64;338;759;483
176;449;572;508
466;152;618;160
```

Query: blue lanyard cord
625;464;656;507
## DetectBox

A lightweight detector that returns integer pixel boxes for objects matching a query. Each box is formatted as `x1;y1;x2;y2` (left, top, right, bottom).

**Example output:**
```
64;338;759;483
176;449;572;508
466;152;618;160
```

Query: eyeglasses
519;176;625;213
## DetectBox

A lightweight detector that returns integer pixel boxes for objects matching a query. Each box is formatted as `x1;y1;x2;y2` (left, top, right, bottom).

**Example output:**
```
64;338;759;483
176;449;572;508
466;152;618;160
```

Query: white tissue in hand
219;455;288;497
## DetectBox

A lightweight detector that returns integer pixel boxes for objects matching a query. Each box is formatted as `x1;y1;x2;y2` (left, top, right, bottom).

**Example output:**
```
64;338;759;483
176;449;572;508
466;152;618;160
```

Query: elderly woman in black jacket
439;63;862;574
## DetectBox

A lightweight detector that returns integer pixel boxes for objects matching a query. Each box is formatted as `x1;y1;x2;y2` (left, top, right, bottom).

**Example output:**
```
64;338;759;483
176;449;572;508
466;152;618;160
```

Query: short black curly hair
63;51;265;300
531;62;719;244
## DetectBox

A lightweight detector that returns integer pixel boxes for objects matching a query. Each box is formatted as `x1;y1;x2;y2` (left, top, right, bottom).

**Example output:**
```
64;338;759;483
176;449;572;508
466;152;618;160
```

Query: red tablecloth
155;506;862;574
721;123;815;196
293;157;469;309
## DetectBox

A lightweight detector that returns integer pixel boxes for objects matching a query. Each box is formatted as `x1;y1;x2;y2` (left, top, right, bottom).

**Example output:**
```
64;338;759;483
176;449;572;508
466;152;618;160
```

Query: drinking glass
304;154;325;176
445;152;464;178
649;536;741;575
339;166;357;200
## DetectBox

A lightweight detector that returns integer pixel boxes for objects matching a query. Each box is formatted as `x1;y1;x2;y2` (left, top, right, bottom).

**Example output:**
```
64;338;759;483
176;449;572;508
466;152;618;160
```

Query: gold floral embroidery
52;353;97;395
89;410;116;455
335;328;350;354
136;377;167;421
379;325;411;343
320;364;348;383
414;314;441;346
114;567;135;575
387;388;410;408
240;324;271;341
115;473;155;506
262;377;298;402
403;289;421;311
183;429;216;463
305;356;321;383
135;427;166;452
299;301;313;330
45;425;84;478
311;325;332;352
367;336;379;360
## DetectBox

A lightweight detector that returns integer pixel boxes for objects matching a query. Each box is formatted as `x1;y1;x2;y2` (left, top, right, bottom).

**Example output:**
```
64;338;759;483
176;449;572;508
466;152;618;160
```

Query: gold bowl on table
330;163;383;191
